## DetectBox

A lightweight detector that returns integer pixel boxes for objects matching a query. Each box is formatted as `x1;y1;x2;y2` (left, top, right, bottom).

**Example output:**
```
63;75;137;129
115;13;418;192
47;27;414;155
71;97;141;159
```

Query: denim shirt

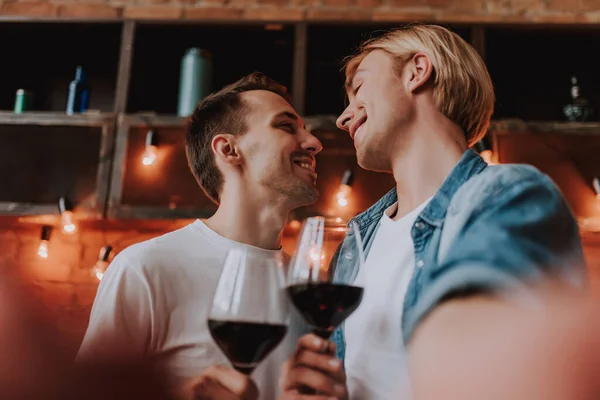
331;149;586;362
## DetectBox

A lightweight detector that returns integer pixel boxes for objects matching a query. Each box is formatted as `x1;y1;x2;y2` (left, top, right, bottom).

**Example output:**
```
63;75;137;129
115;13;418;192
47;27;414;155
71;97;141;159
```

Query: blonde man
279;24;586;399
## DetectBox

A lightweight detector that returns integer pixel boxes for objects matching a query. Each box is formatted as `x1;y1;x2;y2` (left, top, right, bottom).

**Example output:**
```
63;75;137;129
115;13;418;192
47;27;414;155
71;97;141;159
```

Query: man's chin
293;184;319;207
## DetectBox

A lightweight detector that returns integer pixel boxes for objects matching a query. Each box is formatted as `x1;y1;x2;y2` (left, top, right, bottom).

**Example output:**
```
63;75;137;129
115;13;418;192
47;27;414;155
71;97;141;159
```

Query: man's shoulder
473;163;554;192
107;223;201;277
454;163;560;208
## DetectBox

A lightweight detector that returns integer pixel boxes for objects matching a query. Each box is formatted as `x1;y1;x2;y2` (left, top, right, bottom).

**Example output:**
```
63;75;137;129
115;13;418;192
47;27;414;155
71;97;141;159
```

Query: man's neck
390;119;467;220
205;188;289;250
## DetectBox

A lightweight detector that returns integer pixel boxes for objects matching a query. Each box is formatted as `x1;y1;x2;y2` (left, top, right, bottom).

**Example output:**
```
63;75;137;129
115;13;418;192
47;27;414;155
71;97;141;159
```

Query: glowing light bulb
61;211;76;234
288;220;301;230
335;169;354;208
91;245;113;281
38;226;52;259
475;137;496;165
142;145;157;166
92;260;108;280
58;197;76;235
142;129;158;166
336;184;351;207
480;149;494;165
38;241;48;258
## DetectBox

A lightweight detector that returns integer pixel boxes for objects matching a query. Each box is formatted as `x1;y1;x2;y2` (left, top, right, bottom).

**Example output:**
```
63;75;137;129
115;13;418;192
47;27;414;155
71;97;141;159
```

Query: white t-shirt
77;219;304;399
344;198;431;400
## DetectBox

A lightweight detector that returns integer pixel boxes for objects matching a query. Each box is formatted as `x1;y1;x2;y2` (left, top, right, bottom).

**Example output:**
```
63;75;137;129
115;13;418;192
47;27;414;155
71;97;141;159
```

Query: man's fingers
202;365;258;399
281;366;347;397
295;334;336;356
192;380;245;400
280;392;339;400
294;348;344;378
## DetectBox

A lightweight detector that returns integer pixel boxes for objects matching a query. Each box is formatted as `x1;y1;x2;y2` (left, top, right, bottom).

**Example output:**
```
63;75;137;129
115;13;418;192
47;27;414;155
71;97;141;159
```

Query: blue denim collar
350;149;488;230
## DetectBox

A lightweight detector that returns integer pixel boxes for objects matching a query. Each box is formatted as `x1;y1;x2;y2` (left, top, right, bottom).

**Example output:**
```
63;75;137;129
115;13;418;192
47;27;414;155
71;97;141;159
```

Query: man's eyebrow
345;69;366;93
273;111;299;120
272;111;306;129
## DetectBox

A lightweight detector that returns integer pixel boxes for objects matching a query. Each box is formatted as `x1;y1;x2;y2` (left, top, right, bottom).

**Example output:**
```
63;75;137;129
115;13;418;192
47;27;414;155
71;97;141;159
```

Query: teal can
14;89;32;113
177;48;213;117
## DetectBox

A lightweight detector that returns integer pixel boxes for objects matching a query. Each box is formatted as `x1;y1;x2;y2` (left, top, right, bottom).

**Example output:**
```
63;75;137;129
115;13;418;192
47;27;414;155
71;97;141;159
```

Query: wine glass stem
234;365;255;375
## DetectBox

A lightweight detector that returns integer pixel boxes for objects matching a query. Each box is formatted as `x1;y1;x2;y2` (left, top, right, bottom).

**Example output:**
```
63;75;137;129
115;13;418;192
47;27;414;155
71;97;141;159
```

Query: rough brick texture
0;221;598;358
1;0;599;22
0;222;301;358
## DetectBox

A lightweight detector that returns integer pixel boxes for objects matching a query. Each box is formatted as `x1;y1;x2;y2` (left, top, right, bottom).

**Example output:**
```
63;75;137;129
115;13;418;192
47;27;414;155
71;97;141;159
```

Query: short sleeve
76;254;154;362
403;176;587;344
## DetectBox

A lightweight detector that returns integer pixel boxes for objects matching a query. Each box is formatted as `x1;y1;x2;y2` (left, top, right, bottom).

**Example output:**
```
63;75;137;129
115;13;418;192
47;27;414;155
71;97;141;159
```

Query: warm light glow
92;260;109;281
142;145;158;166
480;150;495;165
335;217;342;223
289;220;301;230
38;240;48;259
61;211;76;234
335;184;352;207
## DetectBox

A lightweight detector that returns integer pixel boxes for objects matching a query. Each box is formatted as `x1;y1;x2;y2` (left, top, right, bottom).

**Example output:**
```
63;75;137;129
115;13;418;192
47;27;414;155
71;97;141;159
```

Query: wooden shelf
109;205;214;220
121;113;187;127
0;111;115;127
490;119;600;136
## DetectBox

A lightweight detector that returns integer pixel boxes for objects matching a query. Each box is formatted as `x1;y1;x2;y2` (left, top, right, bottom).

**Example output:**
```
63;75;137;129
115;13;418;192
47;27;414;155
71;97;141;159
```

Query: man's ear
404;52;433;94
211;134;242;166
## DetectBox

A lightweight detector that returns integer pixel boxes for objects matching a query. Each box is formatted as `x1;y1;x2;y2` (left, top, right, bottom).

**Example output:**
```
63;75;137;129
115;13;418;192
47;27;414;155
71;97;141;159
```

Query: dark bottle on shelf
563;76;595;122
66;66;90;115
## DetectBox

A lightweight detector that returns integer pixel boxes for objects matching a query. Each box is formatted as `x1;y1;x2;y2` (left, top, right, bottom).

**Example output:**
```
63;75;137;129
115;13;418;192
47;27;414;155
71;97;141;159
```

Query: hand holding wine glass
286;217;365;340
208;248;289;376
283;217;365;396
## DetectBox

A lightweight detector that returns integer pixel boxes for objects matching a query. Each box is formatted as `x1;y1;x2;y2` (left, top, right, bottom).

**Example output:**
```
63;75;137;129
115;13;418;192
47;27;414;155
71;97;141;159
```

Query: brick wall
1;220;598;359
0;221;303;358
0;0;599;23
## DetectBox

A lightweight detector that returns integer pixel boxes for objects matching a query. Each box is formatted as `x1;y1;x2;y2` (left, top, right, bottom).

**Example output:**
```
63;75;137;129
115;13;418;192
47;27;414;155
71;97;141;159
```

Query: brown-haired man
77;72;328;399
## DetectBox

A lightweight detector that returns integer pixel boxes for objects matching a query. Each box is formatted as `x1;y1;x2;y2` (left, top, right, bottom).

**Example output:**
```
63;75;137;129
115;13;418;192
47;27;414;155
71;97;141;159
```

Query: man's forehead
241;90;303;123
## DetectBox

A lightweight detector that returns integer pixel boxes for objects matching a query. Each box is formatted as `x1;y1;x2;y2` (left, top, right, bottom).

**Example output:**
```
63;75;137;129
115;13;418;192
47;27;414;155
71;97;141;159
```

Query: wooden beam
109;205;215;220
96;124;116;219
106;116;131;218
292;22;308;116
0;111;114;127
471;25;486;60
113;20;136;114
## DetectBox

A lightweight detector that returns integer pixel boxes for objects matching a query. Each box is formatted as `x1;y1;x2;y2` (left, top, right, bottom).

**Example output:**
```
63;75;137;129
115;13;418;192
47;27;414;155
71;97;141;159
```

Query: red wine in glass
208;320;288;375
208;248;289;375
286;217;366;393
286;282;363;339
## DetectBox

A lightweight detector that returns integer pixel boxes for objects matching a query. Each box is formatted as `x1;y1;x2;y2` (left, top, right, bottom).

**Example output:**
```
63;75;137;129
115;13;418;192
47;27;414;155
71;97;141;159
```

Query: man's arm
404;172;587;345
408;289;600;399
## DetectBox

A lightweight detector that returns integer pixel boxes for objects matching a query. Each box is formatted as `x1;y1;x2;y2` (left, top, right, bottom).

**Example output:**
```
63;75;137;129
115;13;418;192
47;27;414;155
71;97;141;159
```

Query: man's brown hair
185;72;291;204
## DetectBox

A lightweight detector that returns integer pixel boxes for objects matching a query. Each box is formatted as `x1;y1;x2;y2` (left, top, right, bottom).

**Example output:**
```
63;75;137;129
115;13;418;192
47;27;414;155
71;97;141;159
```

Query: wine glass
208;248;289;375
286;216;366;340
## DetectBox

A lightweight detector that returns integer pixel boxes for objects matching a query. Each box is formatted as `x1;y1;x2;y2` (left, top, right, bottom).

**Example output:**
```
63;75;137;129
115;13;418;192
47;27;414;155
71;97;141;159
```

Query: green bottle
177;48;212;117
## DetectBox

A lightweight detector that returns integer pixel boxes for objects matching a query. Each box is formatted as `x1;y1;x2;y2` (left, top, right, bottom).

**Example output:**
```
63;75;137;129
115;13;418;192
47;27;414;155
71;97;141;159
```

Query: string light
593;177;600;200
38;225;52;259
142;129;158;166
475;136;495;165
91;245;112;281
58;197;76;235
335;169;354;208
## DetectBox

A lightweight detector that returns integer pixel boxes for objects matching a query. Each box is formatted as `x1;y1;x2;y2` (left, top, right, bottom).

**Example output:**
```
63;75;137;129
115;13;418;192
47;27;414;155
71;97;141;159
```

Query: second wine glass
286;216;366;340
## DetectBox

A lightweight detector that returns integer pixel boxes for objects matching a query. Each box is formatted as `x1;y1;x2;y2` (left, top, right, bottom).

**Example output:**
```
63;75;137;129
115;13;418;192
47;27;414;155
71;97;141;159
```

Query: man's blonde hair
343;24;494;147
